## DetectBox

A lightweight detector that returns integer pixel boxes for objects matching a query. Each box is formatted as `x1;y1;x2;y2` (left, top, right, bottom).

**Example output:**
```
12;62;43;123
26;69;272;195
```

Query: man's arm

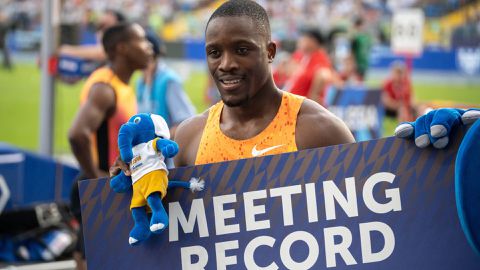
172;112;208;167
68;83;116;179
296;99;355;150
308;67;332;105
58;44;106;62
382;92;400;111
165;80;197;138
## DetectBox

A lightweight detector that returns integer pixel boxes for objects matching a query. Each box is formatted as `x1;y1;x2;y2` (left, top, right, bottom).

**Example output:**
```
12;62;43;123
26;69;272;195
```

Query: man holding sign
104;1;480;269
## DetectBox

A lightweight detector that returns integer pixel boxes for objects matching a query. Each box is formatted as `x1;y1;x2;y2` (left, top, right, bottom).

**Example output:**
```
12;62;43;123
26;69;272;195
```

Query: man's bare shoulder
175;110;209;137
87;82;115;105
296;99;355;150
173;110;209;167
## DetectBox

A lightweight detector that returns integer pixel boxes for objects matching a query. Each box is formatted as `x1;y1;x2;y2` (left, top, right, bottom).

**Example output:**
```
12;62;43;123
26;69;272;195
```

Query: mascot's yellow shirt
80;67;137;171
195;92;304;165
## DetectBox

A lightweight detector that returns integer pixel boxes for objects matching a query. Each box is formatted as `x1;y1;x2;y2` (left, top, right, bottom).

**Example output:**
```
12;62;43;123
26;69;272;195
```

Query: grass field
0;63;208;154
0;63;479;155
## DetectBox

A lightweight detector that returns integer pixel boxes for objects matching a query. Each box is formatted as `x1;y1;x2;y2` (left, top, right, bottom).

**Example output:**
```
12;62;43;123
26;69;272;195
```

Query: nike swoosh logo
251;144;284;157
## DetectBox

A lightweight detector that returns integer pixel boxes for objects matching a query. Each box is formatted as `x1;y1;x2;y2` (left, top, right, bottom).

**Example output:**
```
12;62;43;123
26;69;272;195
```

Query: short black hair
105;9;127;23
206;0;271;38
301;28;325;46
102;23;134;60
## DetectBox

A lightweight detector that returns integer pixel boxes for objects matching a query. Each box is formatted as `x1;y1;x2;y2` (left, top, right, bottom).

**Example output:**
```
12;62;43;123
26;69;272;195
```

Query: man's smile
218;76;245;90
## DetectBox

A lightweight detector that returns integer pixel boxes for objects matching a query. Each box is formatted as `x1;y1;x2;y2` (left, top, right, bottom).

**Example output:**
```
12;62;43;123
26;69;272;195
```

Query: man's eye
208;50;220;57
237;47;249;55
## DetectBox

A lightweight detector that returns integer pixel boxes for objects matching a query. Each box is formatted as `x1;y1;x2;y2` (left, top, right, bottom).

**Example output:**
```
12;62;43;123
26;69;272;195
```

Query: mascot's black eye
134;117;141;124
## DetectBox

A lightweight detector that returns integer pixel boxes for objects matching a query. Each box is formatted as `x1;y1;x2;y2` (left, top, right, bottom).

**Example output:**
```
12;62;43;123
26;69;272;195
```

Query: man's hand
156;139;179;158
109;156;131;177
395;108;480;148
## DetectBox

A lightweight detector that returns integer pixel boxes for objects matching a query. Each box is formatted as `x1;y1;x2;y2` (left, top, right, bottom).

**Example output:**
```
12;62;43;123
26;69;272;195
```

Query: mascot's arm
155;139;179;158
110;171;132;193
395;108;480;148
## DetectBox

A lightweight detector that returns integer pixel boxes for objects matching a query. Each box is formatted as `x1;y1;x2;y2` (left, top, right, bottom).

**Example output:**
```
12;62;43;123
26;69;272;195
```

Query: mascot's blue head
117;113;169;162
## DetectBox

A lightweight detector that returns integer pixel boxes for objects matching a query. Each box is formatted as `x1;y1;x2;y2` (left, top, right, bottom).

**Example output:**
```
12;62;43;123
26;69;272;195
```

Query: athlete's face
205;16;275;107
124;24;153;70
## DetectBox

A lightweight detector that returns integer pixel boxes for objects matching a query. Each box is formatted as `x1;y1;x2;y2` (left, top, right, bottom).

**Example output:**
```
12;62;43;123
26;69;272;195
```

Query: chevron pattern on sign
80;129;479;270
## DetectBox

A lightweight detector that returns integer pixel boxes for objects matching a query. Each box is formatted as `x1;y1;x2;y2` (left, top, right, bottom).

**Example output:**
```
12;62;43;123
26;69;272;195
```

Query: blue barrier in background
370;45;480;75
0;143;79;213
57;56;100;78
183;39;206;60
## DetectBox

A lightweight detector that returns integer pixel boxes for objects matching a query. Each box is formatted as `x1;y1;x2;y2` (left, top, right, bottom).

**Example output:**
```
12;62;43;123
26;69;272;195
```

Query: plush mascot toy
109;113;204;246
395;108;480;255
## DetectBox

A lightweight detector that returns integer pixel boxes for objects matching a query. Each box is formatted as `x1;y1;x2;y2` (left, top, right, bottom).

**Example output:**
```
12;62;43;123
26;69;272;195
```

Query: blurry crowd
451;10;480;48
268;19;416;122
0;0;478;44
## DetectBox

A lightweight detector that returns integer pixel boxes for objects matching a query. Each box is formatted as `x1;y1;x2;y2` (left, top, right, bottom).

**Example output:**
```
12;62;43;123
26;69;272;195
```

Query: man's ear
116;42;128;56
267;41;277;63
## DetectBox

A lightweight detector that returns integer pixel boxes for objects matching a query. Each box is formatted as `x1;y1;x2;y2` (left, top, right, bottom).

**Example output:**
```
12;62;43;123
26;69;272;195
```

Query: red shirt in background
382;76;412;105
283;49;332;101
273;70;289;89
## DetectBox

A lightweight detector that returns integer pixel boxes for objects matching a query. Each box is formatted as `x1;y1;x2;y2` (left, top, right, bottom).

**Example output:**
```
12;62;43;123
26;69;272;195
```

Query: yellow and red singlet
195;91;304;165
80;67;137;170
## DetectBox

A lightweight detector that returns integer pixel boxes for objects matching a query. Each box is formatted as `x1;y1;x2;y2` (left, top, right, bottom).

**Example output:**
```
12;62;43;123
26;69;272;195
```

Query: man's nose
218;52;238;72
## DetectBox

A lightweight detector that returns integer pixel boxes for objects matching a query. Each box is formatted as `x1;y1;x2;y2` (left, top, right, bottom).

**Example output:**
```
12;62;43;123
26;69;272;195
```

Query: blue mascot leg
129;207;151;246
147;192;169;234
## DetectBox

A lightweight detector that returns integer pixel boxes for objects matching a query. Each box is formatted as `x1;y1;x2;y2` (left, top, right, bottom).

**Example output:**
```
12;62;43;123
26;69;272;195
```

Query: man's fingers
110;156;131;177
461;109;480;125
120;160;131;175
109;166;121;177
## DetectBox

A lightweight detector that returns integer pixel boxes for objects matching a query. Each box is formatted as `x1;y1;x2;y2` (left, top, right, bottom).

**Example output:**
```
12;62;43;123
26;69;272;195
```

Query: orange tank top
195;91;304;165
80;67;137;170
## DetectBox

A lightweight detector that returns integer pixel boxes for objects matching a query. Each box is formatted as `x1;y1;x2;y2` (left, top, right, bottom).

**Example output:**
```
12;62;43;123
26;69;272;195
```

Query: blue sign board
80;133;480;269
325;88;384;141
